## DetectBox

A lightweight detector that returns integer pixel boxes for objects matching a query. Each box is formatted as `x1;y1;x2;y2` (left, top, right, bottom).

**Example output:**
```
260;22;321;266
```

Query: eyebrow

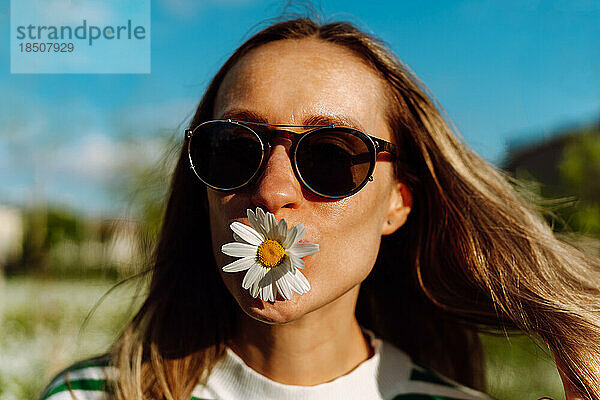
219;109;367;132
303;115;366;132
220;109;269;124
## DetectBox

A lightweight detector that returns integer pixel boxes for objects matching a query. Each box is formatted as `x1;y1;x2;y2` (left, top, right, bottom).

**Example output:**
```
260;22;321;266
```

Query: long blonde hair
109;18;600;400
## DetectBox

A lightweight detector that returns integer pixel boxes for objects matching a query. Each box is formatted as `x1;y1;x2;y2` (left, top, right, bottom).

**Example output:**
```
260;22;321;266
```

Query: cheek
304;180;392;297
309;230;380;299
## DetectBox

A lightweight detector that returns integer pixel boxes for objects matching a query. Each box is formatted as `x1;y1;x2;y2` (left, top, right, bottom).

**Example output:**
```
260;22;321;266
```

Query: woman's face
208;38;411;324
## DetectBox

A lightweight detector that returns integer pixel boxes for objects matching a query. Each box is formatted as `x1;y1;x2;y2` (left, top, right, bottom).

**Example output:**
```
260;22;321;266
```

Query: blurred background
0;1;599;399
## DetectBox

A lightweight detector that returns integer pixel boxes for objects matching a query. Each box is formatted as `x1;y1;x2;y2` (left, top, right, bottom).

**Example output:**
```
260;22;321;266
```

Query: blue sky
0;0;599;216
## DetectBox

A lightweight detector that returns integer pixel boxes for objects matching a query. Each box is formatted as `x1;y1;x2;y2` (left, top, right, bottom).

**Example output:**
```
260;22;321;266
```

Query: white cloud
113;98;197;137
0;86;189;213
0;90;110;178
34;132;174;215
48;132;167;180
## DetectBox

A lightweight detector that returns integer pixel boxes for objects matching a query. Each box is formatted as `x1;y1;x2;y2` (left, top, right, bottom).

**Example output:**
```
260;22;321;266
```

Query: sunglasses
185;119;398;199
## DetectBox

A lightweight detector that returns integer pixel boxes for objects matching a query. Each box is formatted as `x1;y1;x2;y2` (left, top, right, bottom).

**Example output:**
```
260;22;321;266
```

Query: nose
250;140;303;213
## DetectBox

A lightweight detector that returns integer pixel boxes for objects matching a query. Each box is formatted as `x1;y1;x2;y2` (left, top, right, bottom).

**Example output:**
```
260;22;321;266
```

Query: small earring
387;219;393;225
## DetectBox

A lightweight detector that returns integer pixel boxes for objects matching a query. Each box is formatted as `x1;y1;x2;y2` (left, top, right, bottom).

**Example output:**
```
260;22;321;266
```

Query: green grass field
0;277;564;400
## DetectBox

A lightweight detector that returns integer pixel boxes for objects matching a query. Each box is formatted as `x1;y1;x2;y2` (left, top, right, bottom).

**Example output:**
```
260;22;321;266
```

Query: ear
382;182;412;235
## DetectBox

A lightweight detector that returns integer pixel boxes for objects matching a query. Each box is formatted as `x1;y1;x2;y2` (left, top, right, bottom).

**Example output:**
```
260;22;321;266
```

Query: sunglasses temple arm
350;144;398;165
374;139;399;159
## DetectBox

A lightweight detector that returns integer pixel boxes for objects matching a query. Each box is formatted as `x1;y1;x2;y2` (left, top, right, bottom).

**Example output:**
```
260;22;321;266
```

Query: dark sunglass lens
296;129;371;197
189;122;262;189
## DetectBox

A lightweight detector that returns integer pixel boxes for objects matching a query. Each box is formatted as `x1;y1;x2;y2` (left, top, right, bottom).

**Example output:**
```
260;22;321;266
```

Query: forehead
214;38;390;136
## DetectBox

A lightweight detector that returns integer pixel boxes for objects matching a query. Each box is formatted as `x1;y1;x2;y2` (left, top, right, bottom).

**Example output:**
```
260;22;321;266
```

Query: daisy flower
221;207;319;302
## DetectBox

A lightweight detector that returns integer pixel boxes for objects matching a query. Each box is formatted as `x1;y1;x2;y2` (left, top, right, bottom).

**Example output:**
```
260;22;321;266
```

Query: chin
235;290;315;325
221;266;322;325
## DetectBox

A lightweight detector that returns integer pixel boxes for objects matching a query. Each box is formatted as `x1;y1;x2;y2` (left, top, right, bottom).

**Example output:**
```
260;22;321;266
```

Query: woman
40;17;600;400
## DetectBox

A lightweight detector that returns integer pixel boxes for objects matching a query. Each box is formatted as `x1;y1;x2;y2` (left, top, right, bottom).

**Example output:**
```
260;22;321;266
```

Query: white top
40;329;494;400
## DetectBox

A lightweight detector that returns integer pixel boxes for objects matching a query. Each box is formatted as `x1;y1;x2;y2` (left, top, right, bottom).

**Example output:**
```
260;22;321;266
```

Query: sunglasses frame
185;119;398;199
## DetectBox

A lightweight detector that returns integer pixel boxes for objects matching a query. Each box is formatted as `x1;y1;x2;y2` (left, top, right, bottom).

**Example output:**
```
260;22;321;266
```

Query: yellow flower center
257;239;286;268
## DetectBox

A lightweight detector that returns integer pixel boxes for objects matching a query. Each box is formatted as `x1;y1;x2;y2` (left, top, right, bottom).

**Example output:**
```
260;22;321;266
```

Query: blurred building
46;216;143;276
501;122;600;254
1;203;143;277
503;132;574;187
502;122;600;194
0;204;24;268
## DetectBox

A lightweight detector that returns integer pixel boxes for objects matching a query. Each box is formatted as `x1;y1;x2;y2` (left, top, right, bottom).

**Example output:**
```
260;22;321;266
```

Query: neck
227;285;373;386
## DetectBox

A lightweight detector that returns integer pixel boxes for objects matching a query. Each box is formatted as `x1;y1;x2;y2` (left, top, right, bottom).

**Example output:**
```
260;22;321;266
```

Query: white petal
265;212;277;238
250;267;268;298
287;253;305;269
275;269;293;300
283;224;305;248
246;208;256;222
248;208;267;236
222;242;258;258
242;263;263;289
222;257;254;272
255;207;266;221
256;208;269;234
260;283;270;302
268;275;277;302
230;222;264;246
277;257;292;274
260;270;276;302
274;259;297;299
291;268;311;292
288;242;319;258
285;269;305;294
246;208;256;228
274;219;288;242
